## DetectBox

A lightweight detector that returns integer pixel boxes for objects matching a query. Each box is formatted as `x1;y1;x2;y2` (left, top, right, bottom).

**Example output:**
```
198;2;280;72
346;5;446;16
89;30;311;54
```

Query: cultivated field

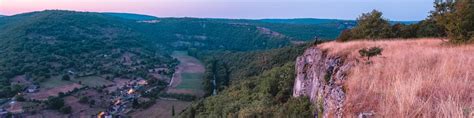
74;76;113;87
26;83;82;100
176;73;204;90
318;38;474;117
168;51;205;96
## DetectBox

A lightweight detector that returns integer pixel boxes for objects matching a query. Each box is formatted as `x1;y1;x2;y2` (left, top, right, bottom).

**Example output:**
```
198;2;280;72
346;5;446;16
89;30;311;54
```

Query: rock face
293;46;352;118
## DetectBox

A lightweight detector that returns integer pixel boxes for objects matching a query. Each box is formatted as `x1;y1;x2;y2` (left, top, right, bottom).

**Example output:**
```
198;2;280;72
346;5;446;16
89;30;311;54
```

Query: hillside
0;10;167;77
133;18;293;51
180;43;315;117
0;10;328;81
0;10;178;98
205;18;352;40
294;39;474;117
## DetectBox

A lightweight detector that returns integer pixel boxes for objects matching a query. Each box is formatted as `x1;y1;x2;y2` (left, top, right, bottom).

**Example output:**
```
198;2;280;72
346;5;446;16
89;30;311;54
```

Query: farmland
167;51;206;96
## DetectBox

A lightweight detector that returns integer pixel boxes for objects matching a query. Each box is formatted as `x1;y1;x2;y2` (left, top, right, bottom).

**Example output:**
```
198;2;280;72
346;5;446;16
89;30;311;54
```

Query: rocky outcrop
293;46;352;118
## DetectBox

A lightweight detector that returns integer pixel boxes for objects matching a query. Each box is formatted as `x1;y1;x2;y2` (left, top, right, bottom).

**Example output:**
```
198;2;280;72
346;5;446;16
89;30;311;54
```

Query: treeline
338;0;473;43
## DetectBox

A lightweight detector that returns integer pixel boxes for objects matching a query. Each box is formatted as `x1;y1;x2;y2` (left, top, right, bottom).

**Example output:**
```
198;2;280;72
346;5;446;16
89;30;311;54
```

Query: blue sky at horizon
0;0;435;21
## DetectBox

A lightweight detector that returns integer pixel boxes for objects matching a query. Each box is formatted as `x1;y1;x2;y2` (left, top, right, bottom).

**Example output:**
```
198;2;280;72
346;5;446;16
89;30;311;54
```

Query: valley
0;0;473;117
0;10;339;117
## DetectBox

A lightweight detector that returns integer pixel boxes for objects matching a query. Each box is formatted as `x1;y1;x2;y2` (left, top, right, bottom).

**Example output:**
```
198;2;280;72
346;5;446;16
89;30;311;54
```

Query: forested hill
153;18;352;40
0;10;174;82
102;12;353;40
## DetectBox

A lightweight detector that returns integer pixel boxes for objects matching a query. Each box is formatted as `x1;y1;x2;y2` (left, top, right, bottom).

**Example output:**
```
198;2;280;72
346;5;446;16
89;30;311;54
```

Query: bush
46;97;65;110
59;106;72;114
62;75;70;81
15;95;26;102
78;96;89;104
359;47;383;61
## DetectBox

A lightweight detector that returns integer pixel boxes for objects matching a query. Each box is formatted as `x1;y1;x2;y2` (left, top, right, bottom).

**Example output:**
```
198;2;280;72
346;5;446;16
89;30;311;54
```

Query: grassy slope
318;38;474;117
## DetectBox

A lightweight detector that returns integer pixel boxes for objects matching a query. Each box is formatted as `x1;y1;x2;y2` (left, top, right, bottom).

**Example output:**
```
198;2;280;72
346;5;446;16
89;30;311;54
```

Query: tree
336;10;393;41
78;96;89;104
172;105;175;116
351;10;392;39
391;23;417;38
442;0;474;43
62;75;70;81
132;99;140;108
15;95;26;102
336;30;353;42
46;97;65;110
359;47;383;61
59;106;72;114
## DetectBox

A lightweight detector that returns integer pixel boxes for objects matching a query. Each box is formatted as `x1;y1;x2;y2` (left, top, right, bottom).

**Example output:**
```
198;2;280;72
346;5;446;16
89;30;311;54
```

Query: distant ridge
103;12;158;20
260;18;351;25
260;18;418;25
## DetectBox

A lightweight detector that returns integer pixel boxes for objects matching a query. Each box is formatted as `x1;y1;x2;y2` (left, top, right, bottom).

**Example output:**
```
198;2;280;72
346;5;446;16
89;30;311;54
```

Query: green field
73;76;112;87
176;73;204;90
40;75;113;89
40;76;74;89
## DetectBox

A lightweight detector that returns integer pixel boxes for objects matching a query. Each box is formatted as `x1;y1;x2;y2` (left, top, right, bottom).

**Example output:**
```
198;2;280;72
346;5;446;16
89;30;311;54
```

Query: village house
97;111;112;118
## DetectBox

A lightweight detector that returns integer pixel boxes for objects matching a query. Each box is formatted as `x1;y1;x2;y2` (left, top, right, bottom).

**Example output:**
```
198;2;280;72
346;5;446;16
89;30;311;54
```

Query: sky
0;0;434;21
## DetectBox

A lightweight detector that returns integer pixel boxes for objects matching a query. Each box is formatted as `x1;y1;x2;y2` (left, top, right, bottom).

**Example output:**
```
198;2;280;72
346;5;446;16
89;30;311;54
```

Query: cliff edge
293;38;474;118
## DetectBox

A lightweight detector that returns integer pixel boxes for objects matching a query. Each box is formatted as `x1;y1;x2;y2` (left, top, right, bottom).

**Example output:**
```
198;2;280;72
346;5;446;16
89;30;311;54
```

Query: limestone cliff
293;46;352;118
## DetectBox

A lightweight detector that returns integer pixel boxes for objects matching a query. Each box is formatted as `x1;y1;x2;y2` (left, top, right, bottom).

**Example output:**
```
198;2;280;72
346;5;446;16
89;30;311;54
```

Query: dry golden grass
318;38;474;117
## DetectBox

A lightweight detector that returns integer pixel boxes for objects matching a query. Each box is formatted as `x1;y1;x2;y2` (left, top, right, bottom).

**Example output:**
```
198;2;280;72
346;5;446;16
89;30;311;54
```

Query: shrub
78;96;89;104
359;47;383;61
59;106;72;114
15;95;26;102
46;97;65;110
62;75;70;81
